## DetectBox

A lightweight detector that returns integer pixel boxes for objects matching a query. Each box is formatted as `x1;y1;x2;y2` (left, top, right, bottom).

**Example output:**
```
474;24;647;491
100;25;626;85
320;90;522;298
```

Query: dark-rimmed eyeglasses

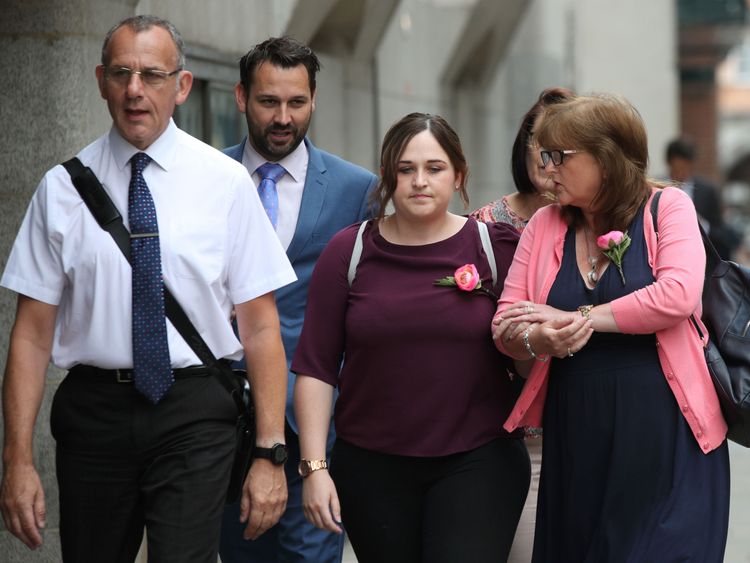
105;66;182;88
540;149;580;167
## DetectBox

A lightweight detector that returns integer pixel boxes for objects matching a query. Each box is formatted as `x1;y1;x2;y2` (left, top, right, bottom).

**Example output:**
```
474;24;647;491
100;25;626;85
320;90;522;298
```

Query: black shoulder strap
651;188;722;289
62;157;245;406
62;158;131;261
650;188;721;343
649;189;663;239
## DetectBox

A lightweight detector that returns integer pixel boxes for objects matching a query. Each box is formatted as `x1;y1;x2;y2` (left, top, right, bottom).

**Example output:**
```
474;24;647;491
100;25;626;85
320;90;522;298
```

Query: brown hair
238;36;320;94
372;112;468;221
534;93;651;233
511;87;575;194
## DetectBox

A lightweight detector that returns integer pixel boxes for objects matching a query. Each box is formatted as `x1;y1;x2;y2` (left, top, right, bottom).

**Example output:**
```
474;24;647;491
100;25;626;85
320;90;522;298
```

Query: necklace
583;225;601;285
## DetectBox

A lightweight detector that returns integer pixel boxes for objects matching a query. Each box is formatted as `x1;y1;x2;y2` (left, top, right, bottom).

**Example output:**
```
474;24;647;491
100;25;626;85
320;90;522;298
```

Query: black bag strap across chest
61;157;246;411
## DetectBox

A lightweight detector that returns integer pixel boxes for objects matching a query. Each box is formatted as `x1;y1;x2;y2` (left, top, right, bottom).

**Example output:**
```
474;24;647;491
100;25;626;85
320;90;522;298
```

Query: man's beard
248;121;309;161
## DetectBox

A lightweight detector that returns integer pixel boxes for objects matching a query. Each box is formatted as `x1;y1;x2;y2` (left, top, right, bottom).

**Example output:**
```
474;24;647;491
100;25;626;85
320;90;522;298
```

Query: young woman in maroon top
292;113;528;563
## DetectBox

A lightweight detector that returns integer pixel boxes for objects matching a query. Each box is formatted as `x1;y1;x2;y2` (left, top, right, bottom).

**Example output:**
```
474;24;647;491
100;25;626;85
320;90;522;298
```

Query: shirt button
703;442;710;450
531;385;538;392
682;405;689;413
666;372;674;380
697;431;703;438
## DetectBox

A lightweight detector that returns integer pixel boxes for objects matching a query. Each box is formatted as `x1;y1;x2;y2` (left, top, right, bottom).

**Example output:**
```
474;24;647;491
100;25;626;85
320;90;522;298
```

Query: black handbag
62;157;255;502
651;190;750;446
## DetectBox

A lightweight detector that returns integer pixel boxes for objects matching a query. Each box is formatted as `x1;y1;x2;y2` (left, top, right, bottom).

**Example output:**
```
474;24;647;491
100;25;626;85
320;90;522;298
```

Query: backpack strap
347;218;498;288
477;220;498;287
347;220;369;287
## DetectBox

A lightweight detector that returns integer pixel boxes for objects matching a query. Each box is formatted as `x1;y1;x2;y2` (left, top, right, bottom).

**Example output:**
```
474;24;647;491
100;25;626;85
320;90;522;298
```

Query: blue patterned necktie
129;152;173;404
256;162;286;228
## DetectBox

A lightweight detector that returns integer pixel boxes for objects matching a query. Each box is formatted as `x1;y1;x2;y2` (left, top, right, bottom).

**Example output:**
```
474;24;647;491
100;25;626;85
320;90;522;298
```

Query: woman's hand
493;301;593;359
493;301;576;343
302;470;343;534
533;316;593;358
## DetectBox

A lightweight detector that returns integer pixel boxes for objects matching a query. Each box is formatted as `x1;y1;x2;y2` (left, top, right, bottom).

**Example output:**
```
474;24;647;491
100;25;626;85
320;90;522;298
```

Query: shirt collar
243;137;308;183
109;119;179;172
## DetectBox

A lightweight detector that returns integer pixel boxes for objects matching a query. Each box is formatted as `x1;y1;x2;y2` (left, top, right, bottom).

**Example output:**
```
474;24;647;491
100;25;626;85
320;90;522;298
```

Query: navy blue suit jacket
224;137;377;431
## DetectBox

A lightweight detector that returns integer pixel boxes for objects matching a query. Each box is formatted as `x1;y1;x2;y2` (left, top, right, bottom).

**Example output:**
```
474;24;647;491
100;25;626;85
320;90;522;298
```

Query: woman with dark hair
472;86;574;563
472;87;574;229
493;94;730;562
292;113;529;562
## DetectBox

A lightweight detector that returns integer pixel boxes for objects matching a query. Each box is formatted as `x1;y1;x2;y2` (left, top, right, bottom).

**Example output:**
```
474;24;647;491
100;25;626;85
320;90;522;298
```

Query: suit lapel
286;138;327;262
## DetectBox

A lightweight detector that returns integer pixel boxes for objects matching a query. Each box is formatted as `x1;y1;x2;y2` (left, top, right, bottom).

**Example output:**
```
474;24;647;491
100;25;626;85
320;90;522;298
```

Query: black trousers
331;437;530;563
50;369;237;563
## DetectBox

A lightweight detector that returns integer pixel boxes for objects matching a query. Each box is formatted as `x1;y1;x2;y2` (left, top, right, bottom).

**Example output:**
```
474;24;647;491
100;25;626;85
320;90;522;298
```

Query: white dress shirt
241;139;308;250
1;120;296;369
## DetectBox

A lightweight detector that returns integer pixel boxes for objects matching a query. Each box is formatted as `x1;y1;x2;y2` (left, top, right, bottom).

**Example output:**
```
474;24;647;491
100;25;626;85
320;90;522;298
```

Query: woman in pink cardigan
492;94;730;562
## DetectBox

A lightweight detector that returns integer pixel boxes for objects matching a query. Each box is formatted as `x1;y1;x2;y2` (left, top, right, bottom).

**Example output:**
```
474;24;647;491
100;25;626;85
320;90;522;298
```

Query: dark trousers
220;422;345;563
50;369;237;563
331;437;530;563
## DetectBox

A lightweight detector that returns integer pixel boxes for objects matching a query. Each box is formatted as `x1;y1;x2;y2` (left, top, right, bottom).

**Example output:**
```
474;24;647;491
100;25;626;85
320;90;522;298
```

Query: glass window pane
210;85;244;149
175;79;205;140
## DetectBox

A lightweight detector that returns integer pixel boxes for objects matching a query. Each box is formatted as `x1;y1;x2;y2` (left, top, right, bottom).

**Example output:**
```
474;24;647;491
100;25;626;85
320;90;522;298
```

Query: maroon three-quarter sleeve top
291;218;521;457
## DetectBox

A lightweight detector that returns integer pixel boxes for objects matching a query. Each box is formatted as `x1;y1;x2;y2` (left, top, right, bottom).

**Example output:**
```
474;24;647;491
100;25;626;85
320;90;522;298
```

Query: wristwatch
298;459;328;478
254;443;289;465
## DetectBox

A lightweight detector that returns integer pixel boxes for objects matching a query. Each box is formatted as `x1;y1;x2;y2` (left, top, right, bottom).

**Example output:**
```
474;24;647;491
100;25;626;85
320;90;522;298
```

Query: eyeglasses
105;66;182;87
540;149;581;167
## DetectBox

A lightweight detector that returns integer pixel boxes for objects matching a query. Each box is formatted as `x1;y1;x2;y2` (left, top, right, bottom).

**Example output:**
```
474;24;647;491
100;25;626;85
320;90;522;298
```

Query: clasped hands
492;301;593;359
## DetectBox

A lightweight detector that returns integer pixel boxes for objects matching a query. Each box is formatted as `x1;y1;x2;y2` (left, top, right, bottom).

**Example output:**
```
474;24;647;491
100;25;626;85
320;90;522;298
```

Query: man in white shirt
220;37;377;563
0;16;296;563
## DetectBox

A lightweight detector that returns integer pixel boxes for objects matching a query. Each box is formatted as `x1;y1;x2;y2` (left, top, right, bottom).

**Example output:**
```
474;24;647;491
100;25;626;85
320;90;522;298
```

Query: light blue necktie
256;162;286;228
129;152;173;404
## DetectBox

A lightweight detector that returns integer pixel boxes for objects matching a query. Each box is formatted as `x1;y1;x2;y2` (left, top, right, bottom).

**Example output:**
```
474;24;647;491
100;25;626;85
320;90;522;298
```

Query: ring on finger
525;305;533;314
567;347;573;357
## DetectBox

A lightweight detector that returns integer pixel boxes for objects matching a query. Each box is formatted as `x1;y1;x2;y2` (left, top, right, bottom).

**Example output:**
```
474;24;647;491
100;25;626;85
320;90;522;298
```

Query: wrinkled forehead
104;25;180;68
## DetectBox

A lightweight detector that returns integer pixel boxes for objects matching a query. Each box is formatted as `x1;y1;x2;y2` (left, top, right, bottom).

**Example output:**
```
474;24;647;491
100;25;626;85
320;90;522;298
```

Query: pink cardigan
497;186;727;453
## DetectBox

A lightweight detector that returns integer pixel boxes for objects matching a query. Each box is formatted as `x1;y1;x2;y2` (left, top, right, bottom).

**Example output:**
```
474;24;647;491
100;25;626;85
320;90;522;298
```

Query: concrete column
0;1;135;561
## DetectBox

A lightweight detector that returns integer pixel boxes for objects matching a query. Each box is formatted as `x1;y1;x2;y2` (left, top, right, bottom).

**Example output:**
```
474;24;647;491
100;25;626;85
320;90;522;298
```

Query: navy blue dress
533;206;730;563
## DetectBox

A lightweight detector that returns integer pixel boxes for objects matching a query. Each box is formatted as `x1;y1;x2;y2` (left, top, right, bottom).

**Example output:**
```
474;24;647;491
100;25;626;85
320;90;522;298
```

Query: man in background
666;137;740;259
220;36;377;563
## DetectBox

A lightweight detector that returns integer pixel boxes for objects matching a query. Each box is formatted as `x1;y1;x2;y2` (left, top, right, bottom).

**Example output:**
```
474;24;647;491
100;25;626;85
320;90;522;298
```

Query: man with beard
219;36;377;563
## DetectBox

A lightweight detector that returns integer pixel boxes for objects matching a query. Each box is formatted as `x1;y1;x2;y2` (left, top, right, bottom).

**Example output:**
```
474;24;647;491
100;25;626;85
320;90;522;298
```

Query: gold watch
578;305;593;319
298;459;328;478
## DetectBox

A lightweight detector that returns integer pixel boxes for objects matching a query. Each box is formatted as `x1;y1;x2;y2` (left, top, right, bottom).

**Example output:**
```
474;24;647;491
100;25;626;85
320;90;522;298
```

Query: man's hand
239;458;287;539
1;295;56;550
0;462;46;549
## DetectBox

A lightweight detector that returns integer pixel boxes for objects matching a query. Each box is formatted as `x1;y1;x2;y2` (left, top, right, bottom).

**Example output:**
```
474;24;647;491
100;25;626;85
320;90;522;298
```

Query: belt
69;364;211;383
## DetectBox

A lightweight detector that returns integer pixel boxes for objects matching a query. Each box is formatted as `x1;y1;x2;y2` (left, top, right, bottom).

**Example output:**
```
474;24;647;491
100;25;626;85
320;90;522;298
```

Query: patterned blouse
470;195;530;232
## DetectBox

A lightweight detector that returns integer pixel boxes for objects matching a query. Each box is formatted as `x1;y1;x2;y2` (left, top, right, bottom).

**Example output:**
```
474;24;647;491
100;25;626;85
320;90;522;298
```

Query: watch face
271;444;288;465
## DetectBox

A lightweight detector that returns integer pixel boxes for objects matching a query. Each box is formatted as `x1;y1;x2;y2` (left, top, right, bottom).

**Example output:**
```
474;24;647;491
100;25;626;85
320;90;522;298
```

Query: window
174;46;245;149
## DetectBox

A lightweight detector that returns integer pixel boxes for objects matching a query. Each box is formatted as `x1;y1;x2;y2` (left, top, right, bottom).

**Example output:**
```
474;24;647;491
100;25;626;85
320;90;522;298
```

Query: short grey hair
101;15;185;68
